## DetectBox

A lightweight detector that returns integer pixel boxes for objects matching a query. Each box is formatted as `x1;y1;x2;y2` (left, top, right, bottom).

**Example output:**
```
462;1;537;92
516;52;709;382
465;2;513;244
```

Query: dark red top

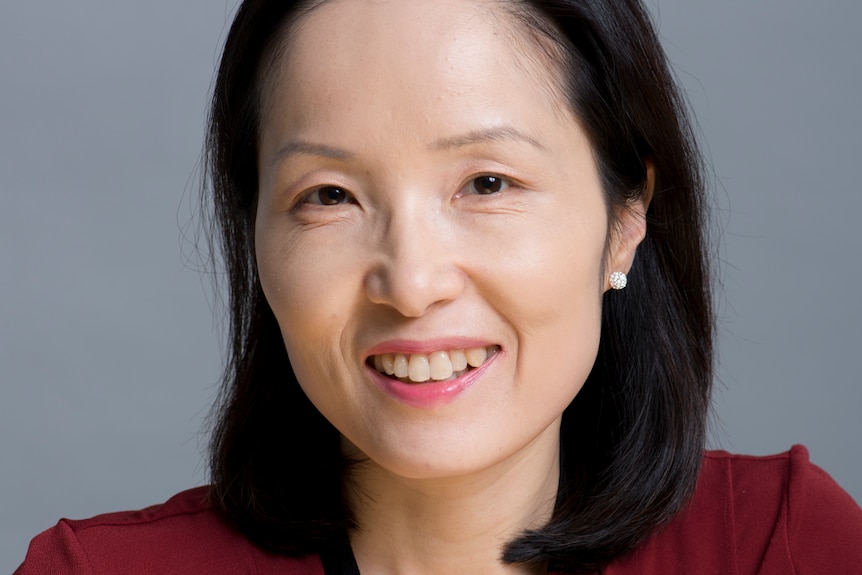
16;446;862;574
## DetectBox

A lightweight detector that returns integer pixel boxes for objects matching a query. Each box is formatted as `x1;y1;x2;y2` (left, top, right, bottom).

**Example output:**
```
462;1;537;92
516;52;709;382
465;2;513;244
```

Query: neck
344;423;560;575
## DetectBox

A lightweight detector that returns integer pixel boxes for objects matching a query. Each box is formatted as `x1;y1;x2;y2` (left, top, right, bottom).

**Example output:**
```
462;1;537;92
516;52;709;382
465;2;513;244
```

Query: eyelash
297;173;514;208
461;174;511;196
301;185;355;206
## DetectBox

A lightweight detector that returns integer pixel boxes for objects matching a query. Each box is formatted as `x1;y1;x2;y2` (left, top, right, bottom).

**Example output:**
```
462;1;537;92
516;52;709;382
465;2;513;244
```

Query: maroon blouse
16;446;862;574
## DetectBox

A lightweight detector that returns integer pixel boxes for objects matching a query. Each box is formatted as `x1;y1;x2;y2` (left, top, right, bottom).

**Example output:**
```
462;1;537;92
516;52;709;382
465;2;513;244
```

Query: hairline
254;0;578;156
252;0;625;294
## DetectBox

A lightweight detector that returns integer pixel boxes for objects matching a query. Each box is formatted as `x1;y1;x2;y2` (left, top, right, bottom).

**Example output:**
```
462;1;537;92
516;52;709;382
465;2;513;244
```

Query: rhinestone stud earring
609;271;628;290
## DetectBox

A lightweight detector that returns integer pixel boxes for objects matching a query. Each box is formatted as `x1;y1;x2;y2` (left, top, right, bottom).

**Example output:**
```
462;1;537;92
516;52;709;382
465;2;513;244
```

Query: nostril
363;250;468;318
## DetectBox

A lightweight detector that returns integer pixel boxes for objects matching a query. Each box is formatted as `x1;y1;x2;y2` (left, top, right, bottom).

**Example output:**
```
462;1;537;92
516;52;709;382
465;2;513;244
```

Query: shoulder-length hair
204;0;713;572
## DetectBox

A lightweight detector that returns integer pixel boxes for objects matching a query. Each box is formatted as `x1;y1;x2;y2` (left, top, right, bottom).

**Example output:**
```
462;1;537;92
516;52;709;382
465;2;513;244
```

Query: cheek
255;222;356;374
477;209;607;396
257;215;350;320
476;206;607;324
256;232;368;432
511;259;604;382
257;228;308;329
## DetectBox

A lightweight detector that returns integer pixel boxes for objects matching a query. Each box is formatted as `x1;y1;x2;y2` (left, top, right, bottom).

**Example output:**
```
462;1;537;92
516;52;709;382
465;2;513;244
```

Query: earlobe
606;162;654;290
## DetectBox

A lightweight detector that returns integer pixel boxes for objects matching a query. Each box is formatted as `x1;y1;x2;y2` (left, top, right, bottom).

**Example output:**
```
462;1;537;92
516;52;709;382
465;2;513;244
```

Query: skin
254;0;650;573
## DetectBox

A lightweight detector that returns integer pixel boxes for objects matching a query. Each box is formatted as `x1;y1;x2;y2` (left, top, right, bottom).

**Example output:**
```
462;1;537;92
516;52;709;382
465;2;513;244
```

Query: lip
365;341;500;409
365;337;497;357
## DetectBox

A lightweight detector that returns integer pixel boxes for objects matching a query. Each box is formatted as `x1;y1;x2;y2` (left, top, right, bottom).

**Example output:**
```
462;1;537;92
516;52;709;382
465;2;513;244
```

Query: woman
17;0;862;573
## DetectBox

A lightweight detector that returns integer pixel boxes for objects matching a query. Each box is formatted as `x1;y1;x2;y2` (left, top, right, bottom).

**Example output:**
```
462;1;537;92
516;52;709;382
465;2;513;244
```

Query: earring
609;271;628;290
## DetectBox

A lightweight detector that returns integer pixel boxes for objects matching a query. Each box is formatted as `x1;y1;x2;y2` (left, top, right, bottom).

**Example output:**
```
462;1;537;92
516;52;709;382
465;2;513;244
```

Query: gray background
2;1;860;571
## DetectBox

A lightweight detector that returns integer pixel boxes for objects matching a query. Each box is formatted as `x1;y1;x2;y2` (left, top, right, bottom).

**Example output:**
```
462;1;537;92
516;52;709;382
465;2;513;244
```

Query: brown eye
470;175;508;195
313;186;351;205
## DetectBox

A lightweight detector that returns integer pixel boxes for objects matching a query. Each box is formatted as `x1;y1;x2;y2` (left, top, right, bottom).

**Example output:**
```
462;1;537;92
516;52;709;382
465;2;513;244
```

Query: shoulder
15;487;324;575
605;446;862;575
703;446;862;572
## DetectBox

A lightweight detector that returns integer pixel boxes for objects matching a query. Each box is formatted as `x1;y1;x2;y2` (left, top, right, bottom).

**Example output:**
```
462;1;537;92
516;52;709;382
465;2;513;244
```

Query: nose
364;205;466;317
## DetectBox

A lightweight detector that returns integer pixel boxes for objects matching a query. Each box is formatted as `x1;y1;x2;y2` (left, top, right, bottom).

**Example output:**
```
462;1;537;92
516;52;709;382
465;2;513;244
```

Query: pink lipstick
365;340;500;408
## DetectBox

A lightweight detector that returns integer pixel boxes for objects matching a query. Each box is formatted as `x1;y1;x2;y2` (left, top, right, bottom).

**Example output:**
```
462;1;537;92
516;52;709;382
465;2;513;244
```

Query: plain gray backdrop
2;1;860;571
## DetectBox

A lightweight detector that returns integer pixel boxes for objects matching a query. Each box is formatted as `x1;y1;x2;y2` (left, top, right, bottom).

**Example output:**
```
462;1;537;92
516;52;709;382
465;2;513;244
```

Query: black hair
204;1;713;572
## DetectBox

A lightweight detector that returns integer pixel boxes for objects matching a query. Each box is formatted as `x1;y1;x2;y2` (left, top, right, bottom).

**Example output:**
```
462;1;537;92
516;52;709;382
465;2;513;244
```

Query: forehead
259;0;569;128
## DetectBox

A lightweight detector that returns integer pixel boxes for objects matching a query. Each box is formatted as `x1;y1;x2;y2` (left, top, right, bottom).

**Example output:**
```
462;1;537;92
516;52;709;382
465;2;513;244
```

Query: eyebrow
271;141;355;166
271;125;546;167
431;126;547;152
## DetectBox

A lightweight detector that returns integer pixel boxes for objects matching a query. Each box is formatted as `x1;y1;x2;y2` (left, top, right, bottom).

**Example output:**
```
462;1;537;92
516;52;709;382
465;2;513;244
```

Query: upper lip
364;337;499;359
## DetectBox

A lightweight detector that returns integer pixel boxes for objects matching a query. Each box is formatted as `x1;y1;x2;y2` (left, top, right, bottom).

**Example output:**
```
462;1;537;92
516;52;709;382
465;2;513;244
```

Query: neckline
320;542;360;575
318;542;568;574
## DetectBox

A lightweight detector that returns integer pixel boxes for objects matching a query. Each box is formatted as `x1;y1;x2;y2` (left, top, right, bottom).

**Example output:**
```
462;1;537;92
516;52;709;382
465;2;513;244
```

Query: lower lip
367;353;498;409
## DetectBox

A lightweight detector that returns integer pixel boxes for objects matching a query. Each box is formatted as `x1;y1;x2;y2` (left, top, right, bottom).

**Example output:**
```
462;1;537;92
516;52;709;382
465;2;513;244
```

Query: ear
605;161;654;291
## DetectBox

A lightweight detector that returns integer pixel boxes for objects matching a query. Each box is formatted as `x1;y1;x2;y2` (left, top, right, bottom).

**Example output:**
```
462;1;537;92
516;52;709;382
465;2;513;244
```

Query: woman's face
255;0;646;479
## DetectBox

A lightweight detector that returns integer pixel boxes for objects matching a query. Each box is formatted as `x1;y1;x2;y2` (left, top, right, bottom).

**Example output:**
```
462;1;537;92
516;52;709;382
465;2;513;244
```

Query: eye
467;175;510;195
305;186;353;206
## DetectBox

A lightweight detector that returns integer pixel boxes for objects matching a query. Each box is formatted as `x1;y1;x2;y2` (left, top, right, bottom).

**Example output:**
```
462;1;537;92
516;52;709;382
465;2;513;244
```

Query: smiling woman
254;0;639;489
14;0;862;574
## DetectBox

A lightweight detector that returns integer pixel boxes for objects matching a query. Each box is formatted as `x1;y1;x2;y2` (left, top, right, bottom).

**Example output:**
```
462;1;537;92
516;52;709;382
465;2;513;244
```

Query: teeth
371;346;496;383
465;347;487;368
381;353;395;375
429;351;453;381
449;349;467;372
393;354;409;378
407;354;430;382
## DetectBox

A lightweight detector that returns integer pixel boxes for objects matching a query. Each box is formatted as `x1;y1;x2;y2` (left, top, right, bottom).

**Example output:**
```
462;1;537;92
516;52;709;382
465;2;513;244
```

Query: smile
370;346;500;384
